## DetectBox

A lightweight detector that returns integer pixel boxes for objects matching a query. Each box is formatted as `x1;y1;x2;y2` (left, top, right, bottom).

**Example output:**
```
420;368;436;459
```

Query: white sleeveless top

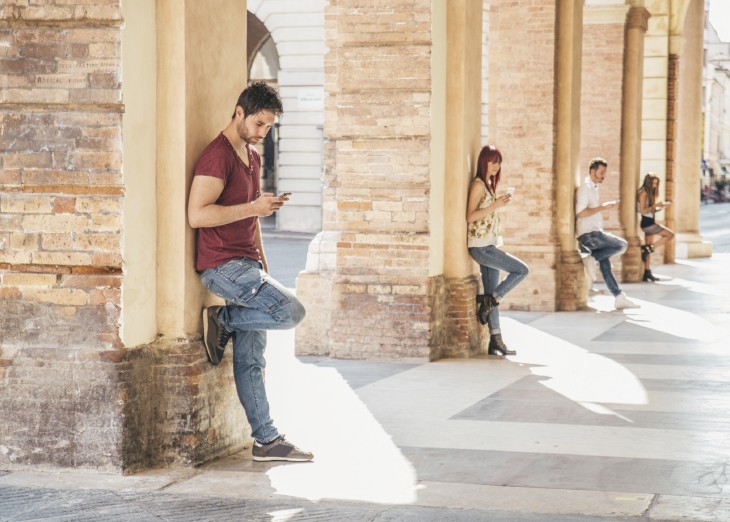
467;178;504;248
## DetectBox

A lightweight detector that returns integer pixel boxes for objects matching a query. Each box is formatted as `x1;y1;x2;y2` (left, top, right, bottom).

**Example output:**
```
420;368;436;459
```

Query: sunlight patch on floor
653;276;726;297
503;317;648;411
261;330;418;505
623;300;719;343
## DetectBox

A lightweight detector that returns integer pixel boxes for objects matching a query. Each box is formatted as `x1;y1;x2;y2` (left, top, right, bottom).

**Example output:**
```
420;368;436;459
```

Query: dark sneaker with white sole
252;436;313;462
202;306;230;365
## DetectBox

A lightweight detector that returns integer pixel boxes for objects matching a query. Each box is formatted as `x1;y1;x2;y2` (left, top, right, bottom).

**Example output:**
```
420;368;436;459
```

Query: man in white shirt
576;158;639;309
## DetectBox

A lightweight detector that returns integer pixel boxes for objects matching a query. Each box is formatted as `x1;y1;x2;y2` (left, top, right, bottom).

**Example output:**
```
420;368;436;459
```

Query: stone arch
247;0;326;233
247;12;280;199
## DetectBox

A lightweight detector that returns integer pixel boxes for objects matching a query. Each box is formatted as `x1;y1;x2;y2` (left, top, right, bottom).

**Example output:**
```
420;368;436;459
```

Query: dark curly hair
232;81;283;119
589;157;607;172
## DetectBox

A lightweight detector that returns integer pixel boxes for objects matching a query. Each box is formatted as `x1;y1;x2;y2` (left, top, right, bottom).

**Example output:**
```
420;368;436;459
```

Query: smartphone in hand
506;187;515;195
278;192;292;199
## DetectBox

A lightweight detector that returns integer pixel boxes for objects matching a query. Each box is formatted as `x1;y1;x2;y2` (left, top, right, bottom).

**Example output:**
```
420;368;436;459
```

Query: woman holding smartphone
636;173;674;282
466;145;529;356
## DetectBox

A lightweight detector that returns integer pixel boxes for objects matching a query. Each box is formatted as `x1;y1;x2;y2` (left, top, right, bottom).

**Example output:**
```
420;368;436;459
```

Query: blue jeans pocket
202;260;267;305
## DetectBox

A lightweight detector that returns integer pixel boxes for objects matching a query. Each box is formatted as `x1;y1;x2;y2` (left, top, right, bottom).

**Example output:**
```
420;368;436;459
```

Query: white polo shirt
575;176;602;237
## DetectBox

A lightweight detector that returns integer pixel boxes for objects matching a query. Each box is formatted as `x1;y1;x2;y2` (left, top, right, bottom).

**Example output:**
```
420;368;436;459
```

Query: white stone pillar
674;0;712;258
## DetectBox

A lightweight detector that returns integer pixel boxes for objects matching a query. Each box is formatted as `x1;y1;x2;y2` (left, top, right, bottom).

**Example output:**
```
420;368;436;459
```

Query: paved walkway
2;206;729;521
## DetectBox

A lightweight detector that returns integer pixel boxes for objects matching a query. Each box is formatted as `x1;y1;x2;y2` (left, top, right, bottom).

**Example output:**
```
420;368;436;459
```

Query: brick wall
582;14;648;284
581;19;627;282
0;0;247;471
0;1;126;469
298;0;439;359
487;0;562;311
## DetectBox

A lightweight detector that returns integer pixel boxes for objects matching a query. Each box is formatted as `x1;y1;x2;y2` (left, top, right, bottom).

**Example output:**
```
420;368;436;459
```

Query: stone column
442;0;485;356
665;50;678;263
148;0;250;468
674;0;712;258
620;6;651;281
156;0;248;337
555;0;585;310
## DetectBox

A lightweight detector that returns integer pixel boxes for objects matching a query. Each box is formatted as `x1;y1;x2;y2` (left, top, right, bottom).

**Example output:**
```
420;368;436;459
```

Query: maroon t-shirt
194;133;261;271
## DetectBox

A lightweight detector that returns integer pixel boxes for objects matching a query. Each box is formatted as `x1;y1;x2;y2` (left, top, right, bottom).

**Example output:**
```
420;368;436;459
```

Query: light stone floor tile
163;470;278;499
414;481;653;518
607;392;730;414
401;447;730;497
571;340;726;355
616;364;730;383
0;468;193;492
649;495;730;521
361;418;730;462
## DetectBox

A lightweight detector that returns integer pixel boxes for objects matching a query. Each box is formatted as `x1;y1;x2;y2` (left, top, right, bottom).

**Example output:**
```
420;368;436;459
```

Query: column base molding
675;232;713;259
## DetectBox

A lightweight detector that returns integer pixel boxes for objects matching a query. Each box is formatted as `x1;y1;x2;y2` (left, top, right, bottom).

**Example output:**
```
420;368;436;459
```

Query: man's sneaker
202;306;230;365
614;292;640;309
252;436;313;462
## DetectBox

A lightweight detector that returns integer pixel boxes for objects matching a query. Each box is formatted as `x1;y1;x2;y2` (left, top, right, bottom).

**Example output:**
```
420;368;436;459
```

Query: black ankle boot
642;269;658;282
476;295;487;325
476;295;497;325
488;333;516;356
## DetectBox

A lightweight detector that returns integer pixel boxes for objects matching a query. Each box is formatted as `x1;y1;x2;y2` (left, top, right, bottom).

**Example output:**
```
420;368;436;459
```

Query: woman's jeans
468;246;529;334
200;258;306;444
577;231;627;297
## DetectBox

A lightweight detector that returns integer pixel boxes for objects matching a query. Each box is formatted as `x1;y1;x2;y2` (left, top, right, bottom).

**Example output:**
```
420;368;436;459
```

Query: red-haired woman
637;173;674;282
466;145;529;356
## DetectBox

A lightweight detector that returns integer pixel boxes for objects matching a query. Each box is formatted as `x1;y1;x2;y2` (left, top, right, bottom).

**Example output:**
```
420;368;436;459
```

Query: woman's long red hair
476;145;502;194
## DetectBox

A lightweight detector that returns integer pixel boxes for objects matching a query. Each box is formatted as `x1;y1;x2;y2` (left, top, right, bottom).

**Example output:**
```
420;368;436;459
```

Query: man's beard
237;121;258;145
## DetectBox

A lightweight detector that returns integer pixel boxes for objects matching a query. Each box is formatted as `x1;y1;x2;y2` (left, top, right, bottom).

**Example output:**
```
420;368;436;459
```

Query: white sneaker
614;292;639;309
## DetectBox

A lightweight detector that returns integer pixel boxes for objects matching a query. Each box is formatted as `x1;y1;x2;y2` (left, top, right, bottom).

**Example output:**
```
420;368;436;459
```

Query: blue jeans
200;258;306;444
577;231;627;297
468;246;529;334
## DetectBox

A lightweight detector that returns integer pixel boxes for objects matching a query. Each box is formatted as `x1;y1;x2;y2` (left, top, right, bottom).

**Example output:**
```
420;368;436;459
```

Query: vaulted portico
0;0;711;472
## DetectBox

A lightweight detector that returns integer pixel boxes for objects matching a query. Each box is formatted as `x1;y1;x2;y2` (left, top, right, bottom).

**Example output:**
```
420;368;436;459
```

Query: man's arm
188;175;283;229
576;200;619;219
575;184;617;219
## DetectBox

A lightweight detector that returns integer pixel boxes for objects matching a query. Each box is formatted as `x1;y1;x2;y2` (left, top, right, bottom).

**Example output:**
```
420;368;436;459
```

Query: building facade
704;15;730;192
0;0;713;472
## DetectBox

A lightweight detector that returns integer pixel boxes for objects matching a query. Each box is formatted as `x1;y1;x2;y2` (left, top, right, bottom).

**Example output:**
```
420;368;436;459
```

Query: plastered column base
675;233;713;259
295;231;337;357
